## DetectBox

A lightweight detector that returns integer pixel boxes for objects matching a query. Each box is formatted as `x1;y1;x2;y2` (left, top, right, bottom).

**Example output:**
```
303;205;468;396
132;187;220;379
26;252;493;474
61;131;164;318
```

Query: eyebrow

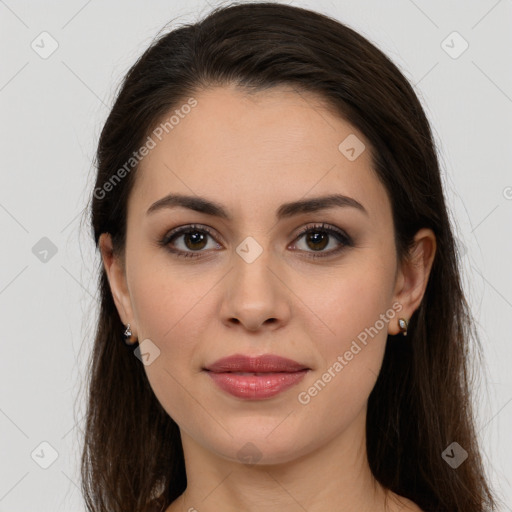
146;192;368;220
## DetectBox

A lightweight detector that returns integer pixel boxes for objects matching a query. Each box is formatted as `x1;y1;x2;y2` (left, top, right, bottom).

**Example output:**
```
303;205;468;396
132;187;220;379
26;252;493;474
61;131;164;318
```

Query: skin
100;84;435;512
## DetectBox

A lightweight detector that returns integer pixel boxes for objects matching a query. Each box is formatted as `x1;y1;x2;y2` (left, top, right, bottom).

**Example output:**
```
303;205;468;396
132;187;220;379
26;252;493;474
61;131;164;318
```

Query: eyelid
291;222;350;243
159;223;221;249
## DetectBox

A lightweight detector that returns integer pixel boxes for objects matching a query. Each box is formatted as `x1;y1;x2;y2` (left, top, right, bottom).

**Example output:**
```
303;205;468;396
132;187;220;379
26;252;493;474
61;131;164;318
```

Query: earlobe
389;228;436;335
98;233;135;331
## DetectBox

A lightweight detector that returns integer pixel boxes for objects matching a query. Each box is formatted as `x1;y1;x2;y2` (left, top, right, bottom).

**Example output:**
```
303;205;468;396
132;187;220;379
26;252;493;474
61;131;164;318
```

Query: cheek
127;244;216;343
294;252;395;407
289;297;391;443
127;259;215;424
299;252;396;350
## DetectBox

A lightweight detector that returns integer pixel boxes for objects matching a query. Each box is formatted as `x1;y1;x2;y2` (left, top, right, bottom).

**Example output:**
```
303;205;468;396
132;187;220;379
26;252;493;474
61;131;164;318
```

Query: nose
219;242;292;332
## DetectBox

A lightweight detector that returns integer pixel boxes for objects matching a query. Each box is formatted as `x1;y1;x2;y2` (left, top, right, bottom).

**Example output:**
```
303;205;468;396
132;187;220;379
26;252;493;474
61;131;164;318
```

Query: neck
174;407;391;512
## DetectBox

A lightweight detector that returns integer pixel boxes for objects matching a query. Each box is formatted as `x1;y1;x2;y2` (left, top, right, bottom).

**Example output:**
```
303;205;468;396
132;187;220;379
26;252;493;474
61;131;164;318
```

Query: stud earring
398;317;408;336
123;323;138;345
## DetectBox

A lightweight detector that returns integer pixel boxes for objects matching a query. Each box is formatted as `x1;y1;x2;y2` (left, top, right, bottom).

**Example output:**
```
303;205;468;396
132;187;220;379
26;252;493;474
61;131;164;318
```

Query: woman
82;2;498;511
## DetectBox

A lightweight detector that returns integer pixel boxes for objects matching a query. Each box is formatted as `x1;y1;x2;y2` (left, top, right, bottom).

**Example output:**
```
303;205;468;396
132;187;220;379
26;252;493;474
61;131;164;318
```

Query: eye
159;224;221;259
291;223;352;258
159;222;352;259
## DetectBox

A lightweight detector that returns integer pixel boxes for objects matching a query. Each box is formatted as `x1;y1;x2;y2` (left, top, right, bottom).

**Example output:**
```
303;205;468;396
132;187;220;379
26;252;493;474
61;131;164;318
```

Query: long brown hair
82;2;498;511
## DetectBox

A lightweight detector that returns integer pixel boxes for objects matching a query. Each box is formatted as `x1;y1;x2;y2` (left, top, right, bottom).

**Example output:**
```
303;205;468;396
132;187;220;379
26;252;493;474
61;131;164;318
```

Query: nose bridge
231;233;276;297
221;232;289;329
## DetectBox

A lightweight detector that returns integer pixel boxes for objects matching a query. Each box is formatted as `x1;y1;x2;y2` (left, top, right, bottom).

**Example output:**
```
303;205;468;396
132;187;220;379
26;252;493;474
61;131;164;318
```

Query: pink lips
204;354;309;400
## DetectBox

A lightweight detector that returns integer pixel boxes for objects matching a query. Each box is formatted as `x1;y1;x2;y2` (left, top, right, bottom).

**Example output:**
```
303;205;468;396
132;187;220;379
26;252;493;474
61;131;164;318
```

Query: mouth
204;353;309;373
203;354;310;399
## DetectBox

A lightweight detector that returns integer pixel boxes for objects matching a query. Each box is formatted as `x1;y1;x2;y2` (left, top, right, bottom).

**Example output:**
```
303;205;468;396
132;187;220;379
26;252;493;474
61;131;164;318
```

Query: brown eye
160;224;221;259
181;230;208;250
292;223;352;258
304;231;329;251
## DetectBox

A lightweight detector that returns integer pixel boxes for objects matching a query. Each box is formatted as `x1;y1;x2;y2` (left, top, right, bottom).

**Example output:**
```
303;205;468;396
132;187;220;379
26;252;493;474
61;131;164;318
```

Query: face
101;84;432;465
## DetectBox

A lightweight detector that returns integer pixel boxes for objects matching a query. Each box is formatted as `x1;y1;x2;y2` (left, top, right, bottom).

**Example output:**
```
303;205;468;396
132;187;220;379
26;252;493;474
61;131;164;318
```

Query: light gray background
1;0;511;510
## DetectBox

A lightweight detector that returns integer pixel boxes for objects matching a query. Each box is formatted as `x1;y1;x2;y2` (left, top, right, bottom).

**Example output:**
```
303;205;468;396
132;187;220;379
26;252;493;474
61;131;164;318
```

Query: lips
203;354;310;399
204;354;308;373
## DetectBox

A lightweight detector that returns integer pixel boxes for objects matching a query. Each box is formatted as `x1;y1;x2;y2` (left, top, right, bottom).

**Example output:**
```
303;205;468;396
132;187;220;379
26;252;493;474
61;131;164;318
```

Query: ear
99;233;137;337
389;228;436;335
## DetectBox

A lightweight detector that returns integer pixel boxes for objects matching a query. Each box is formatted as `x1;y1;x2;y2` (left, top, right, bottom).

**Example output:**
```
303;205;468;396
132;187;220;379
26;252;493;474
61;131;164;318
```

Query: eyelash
158;223;353;260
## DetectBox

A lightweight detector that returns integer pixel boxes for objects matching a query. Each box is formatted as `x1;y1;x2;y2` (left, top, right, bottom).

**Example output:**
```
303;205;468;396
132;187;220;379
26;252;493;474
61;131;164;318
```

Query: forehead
129;85;391;223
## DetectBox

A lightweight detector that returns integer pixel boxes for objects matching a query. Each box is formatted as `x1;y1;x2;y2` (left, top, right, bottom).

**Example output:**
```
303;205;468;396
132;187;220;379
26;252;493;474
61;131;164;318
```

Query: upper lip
204;354;309;373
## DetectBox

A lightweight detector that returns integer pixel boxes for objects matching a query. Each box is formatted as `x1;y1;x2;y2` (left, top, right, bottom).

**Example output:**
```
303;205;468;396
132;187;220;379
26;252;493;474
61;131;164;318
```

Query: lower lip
205;370;308;399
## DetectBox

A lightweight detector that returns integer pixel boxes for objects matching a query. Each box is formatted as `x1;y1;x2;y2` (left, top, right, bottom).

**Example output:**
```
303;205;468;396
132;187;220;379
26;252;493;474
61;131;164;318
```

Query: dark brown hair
82;2;498;511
